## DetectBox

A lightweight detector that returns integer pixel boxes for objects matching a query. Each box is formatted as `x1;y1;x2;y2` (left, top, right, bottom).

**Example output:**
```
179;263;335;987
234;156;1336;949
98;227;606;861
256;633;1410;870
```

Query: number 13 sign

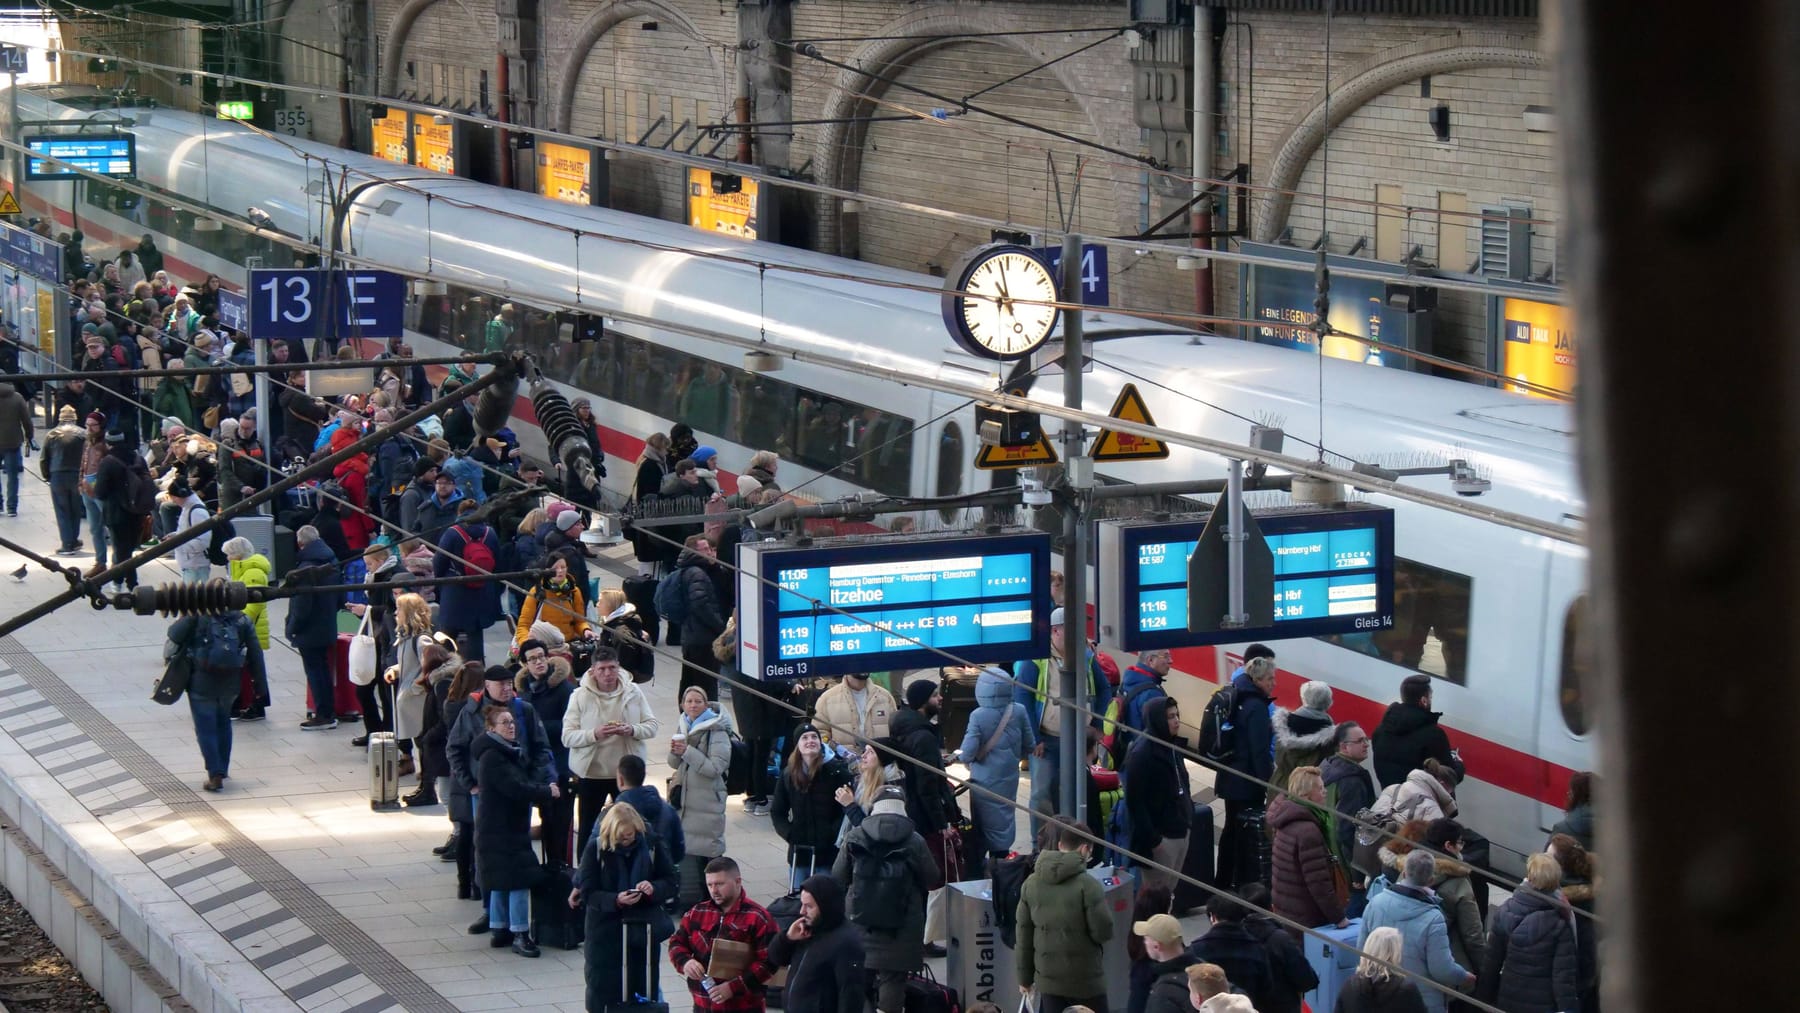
247;268;406;340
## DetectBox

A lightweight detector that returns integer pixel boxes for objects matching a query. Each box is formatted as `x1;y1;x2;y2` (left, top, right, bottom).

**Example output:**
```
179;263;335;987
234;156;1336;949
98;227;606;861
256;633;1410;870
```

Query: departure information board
1099;505;1395;651
738;532;1053;680
25;135;136;181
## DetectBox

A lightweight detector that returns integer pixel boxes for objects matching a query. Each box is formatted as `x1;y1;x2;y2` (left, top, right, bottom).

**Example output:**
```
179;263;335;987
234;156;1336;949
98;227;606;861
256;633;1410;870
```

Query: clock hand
995;262;1012;306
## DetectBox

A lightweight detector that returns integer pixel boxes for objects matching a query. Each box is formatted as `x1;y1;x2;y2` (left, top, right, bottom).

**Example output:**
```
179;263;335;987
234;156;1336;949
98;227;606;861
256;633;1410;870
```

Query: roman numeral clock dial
941;244;1062;361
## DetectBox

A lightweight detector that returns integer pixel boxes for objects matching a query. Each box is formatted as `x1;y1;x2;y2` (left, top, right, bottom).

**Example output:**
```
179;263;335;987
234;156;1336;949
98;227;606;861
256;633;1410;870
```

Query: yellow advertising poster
1500;298;1576;398
412;119;455;175
687;167;757;240
371;110;408;164
34;286;52;355
539;142;594;205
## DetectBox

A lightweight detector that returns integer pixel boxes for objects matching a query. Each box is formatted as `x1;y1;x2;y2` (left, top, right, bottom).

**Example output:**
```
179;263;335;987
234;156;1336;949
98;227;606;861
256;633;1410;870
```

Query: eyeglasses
1345;737;1370;745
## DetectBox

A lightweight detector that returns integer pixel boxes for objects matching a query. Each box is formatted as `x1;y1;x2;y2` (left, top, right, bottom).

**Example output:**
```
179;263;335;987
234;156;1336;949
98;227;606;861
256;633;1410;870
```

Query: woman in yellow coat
223;536;271;720
513;553;593;649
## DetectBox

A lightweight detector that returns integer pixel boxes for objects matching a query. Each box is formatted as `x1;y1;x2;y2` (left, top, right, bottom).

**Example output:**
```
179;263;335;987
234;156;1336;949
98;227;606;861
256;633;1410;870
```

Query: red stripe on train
1169;644;1572;808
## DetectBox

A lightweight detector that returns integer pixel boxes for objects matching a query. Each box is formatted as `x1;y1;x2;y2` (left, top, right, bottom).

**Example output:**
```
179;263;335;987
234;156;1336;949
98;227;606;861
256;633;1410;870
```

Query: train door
1533;541;1592;836
925;385;972;529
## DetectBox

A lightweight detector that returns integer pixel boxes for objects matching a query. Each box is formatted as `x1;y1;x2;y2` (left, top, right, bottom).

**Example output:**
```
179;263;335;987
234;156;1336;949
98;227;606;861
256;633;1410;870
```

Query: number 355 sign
247;268;406;340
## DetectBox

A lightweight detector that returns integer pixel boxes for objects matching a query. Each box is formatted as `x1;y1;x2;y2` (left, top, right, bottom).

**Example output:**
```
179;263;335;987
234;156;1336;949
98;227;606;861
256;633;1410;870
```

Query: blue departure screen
25;135;137;181
1116;506;1395;651
752;533;1052;679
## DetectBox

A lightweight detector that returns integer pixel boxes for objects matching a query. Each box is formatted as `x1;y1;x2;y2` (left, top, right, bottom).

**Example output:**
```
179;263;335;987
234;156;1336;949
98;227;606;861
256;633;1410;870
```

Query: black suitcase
272;524;296;580
937;666;981;753
1172;802;1217;913
622;573;660;646
533;864;584;950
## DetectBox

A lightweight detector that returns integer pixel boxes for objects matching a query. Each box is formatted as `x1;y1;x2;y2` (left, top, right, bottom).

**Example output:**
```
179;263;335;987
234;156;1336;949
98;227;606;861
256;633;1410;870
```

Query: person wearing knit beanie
904;678;939;711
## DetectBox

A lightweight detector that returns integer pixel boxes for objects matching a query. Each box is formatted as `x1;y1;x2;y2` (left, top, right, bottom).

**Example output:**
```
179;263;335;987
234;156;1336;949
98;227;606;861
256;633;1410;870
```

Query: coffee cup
670;732;687;745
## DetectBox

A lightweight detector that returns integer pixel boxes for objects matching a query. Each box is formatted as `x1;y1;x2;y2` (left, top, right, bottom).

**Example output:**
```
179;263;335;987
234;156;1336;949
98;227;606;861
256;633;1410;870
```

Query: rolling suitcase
306;633;364;720
1172;802;1217;914
533;863;584;950
622;573;660;646
369;732;400;810
607;921;669;1013
1303;918;1362;1013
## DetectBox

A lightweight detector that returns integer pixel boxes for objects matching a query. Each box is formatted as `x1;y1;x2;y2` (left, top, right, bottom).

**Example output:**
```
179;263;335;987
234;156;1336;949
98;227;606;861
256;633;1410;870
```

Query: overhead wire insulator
473;360;521;438
128;579;251;617
530;379;599;493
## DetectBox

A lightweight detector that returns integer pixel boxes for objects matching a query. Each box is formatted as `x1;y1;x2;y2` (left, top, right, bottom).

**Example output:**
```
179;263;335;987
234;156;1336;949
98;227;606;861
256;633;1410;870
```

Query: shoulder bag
347;609;379;685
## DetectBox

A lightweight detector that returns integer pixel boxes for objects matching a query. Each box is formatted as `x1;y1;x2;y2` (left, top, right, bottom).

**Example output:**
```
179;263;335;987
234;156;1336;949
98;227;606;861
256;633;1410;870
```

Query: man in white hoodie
166;477;212;583
562;646;660;863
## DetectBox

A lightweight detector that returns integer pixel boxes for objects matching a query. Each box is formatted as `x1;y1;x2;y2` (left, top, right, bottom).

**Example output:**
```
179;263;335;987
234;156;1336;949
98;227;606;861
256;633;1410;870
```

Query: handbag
1327;850;1351;908
152;653;192;705
973;703;1015;763
712;617;736;664
927;825;965;887
347;610;379;686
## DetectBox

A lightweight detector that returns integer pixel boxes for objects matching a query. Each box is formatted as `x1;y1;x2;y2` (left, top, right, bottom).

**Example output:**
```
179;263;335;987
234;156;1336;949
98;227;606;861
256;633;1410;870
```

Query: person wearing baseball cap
1015;604;1115;843
1133;913;1198;1013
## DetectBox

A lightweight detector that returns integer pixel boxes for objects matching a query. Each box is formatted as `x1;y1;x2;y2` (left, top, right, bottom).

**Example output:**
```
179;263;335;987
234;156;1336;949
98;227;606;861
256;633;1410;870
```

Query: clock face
943;246;1061;360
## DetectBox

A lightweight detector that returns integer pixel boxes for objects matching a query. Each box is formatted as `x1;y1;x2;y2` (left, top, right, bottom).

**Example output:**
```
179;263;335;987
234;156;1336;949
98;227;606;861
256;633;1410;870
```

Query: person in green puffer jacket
1016;819;1113;1013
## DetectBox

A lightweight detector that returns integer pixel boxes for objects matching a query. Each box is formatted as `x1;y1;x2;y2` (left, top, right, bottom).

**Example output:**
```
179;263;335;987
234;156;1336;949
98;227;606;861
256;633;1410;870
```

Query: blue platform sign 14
247;268;405;340
1032;243;1109;306
737;532;1054;681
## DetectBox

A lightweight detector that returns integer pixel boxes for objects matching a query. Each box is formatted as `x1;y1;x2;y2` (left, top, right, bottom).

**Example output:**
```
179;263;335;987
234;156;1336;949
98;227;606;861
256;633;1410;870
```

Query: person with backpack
167;608;267;792
1212;648;1279;890
1017;817;1114;1013
1111;649;1172;760
958;666;1036;879
164;477;212;583
90;430;154;591
661;533;727;700
832;784;938;1013
433;502;502;663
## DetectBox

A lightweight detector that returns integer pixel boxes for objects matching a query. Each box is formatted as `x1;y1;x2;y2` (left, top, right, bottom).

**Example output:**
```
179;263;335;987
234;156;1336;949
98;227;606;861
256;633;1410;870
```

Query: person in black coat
572;801;679;1013
1371;674;1465;789
472;705;556;957
771;724;853;882
1322;723;1378;870
888;681;958;836
674;536;727;700
1335;926;1429;1013
1216;651;1278;890
1123;695;1193;894
1477;854;1581;1013
768;874;865;1013
284;527;344;729
1186;893;1278;1013
1237;883;1320;1013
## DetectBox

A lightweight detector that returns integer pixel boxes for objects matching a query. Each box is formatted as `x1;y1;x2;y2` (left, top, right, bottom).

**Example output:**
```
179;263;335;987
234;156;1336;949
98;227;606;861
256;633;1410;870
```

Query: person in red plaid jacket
668;856;779;1011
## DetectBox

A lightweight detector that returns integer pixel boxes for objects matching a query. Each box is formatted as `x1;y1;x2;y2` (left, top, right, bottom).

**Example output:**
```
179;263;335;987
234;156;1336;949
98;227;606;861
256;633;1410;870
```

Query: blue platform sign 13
1032;243;1109;306
246;268;405;340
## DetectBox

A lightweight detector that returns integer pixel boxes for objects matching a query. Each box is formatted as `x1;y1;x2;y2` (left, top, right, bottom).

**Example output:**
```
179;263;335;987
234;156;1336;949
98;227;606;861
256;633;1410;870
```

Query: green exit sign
216;101;255;121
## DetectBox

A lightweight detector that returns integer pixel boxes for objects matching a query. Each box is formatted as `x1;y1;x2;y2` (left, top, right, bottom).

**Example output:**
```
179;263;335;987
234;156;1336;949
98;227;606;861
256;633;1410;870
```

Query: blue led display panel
1114;505;1395;651
25;135;137;181
739;532;1053;680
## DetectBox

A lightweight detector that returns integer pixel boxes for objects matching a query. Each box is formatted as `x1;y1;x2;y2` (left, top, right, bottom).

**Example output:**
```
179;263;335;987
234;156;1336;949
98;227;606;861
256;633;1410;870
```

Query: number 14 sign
247;268;406;340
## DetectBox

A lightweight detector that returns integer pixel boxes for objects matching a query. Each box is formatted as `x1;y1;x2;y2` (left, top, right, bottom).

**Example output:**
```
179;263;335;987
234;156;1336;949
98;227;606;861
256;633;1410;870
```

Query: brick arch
812;11;1115;257
550;0;724;134
377;0;486;97
1254;33;1544;242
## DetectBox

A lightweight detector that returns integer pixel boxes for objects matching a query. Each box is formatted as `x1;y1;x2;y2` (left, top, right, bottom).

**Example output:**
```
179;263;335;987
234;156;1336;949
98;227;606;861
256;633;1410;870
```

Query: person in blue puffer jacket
958;667;1035;878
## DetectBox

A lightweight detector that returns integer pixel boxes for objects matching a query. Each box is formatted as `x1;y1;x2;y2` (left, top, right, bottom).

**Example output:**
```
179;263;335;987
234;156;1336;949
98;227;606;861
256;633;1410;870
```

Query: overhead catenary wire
23;40;1571;315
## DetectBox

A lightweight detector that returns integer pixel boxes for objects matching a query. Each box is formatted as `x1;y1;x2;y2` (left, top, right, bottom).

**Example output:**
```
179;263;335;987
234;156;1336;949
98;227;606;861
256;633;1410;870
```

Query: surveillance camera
1448;458;1491;497
1020;476;1052;508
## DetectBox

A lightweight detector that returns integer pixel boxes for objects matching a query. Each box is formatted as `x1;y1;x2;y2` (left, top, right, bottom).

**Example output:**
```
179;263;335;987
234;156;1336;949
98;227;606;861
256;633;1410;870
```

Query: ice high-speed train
5;86;1587;874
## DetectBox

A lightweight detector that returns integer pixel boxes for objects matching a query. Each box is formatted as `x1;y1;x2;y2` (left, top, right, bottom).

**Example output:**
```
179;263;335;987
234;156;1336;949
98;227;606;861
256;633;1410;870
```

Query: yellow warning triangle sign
0;191;21;216
1089;383;1169;461
975;436;1059;470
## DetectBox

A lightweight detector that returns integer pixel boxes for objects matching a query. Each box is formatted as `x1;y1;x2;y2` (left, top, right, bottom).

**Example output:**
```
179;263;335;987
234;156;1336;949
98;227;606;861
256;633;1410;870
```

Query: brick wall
1216;11;1557;365
551;0;734;221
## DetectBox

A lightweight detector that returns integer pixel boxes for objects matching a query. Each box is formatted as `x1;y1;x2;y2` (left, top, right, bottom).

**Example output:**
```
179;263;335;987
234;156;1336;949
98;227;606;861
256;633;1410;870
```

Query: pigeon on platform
9;565;26;581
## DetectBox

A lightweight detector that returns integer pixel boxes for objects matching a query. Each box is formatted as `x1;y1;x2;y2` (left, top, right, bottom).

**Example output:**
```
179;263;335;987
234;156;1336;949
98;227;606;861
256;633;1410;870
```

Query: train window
1318;556;1472;685
1559;595;1591;736
937;422;964;523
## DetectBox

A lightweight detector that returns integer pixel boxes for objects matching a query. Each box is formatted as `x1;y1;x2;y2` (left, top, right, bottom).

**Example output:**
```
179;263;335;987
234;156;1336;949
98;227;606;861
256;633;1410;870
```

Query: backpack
1351;782;1410;878
186;505;236;566
654;569;690;626
725;732;752;796
989;853;1035;948
1196;684;1240;764
452;525;495;589
1104;787;1137;868
189;613;248;673
849;837;916;932
123;459;157;517
1102;681;1162;765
